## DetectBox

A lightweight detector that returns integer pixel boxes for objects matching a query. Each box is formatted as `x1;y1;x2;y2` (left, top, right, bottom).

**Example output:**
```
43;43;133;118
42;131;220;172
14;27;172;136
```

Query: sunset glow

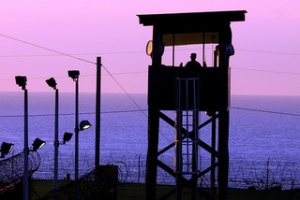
0;1;299;96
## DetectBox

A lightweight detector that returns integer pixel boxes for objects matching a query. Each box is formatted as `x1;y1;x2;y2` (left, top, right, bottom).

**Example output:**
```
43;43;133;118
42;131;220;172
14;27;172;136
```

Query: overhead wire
0;32;149;117
0;109;148;118
0;33;95;65
0;105;300;118
0;33;145;115
238;48;300;56
0;50;144;58
1;33;300;142
233;67;300;76
0;32;299;77
1;47;299;58
0;33;151;137
101;64;148;118
231;106;300;117
4;44;298;76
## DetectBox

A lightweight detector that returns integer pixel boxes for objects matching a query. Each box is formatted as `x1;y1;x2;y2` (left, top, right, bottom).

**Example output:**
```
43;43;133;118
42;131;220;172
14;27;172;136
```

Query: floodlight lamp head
15;76;27;90
46;77;57;89
0;142;14;158
79;120;92;131
62;132;73;144
32;138;46;151
68;70;80;81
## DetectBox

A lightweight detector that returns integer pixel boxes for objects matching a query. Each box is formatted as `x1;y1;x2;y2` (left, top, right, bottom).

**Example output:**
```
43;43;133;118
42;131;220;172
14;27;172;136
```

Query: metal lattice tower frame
138;10;246;200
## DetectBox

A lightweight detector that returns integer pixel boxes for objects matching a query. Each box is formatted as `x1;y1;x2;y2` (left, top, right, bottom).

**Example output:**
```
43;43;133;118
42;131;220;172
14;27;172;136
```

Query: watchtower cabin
138;10;246;200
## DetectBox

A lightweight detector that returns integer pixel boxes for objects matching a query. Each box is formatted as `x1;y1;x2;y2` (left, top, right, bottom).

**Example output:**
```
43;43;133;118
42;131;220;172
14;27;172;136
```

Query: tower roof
138;10;246;45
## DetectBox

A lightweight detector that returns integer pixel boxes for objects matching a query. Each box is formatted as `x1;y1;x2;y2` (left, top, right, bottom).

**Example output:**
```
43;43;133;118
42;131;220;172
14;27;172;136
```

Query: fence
2;152;300;199
33;152;300;190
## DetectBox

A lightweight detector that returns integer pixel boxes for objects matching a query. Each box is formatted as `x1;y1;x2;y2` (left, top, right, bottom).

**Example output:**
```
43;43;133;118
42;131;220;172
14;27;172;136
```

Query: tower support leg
146;108;160;200
218;110;229;200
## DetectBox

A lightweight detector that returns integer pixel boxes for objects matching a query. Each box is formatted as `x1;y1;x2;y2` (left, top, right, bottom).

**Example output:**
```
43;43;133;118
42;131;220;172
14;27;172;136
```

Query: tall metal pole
218;24;231;199
54;88;59;199
145;24;163;200
75;77;79;199
145;108;159;200
218;110;229;200
211;112;216;197
95;57;101;167
24;88;29;200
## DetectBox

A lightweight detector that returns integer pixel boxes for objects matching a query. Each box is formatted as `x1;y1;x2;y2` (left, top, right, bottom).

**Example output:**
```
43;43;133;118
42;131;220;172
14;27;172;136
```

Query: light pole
95;57;101;167
68;70;92;199
46;77;59;199
68;70;80;183
15;75;29;200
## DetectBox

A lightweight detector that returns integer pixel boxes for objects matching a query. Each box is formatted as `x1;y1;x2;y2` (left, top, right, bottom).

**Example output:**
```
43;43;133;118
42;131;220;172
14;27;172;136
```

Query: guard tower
138;10;246;200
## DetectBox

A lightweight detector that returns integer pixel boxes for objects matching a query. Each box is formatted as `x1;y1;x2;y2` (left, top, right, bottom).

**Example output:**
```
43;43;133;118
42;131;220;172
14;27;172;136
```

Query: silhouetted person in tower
185;53;202;69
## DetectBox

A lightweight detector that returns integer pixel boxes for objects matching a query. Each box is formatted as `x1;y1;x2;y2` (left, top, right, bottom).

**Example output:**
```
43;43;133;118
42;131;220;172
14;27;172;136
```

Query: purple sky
0;1;300;96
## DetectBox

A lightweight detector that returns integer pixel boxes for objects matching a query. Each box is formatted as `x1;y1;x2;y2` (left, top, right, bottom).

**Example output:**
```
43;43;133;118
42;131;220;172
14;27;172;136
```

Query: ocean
1;92;300;189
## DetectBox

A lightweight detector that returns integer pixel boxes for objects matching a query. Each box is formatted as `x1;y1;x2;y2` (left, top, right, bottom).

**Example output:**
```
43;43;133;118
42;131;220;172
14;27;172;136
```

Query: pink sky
0;1;300;96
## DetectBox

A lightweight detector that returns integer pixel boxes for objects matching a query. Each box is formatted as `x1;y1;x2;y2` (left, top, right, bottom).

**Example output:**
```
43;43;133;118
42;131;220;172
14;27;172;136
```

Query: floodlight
15;76;27;89
62;132;73;144
0;142;14;158
68;70;80;81
79;120;92;131
32;138;46;151
46;77;57;89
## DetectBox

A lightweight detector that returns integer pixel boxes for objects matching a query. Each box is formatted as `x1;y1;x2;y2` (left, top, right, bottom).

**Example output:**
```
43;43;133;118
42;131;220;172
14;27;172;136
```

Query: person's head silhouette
190;53;197;61
185;52;201;68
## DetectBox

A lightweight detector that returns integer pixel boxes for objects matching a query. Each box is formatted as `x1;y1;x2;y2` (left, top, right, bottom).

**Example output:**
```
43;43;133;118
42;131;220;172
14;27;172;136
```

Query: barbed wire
0;150;41;188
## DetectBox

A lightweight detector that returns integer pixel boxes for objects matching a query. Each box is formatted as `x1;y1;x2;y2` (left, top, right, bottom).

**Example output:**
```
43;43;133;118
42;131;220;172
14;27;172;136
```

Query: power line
0;33;95;65
0;33;147;119
0;71;148;82
98;63;167;145
0;106;299;118
238;49;300;56
0;51;145;58
230;106;300;117
101;64;148;118
0;48;299;58
1;33;300;77
0;33;149;126
0;109;148;118
1;34;300;120
232;67;300;75
0;66;298;82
